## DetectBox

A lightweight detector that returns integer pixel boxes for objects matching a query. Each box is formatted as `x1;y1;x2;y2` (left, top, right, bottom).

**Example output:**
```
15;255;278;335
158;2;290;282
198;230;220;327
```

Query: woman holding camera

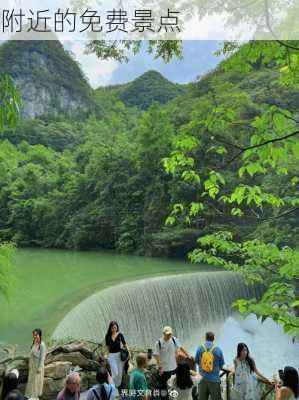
274;366;299;399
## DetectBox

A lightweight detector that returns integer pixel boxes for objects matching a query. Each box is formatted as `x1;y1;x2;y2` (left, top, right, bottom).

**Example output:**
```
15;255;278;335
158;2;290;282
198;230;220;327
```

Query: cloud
62;40;119;88
183;12;253;40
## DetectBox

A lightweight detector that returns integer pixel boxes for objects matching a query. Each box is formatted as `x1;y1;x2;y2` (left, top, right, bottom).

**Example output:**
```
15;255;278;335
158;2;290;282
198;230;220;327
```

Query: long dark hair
105;321;119;345
1;372;18;400
237;343;255;373
175;362;193;390
96;367;110;400
282;366;299;398
31;328;42;350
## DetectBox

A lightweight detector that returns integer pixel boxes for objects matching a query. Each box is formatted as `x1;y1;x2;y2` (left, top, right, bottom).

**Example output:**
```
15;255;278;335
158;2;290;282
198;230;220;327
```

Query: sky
65;40;224;88
2;0;251;89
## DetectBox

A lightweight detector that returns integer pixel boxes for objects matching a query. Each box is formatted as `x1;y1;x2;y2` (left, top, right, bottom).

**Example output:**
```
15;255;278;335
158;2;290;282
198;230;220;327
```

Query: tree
0;75;20;132
0;74;21;298
66;0;299;63
163;40;299;337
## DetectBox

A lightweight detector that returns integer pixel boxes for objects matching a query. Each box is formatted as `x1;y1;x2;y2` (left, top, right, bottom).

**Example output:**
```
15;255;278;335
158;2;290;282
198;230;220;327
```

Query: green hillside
0;40;298;257
97;70;186;110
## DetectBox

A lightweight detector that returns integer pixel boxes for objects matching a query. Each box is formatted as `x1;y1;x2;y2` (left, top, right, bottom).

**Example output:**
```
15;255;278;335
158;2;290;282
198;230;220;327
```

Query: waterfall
52;271;258;348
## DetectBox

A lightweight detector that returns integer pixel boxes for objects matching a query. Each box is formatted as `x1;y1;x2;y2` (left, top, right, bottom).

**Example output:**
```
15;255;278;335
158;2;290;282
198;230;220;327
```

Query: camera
147;348;153;360
278;369;284;381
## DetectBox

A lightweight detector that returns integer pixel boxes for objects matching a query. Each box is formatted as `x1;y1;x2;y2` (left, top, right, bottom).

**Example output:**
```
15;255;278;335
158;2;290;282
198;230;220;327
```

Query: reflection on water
0;248;200;348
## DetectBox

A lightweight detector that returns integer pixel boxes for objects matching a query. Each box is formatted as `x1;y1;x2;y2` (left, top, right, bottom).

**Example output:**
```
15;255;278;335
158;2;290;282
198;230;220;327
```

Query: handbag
120;347;129;362
120;338;129;362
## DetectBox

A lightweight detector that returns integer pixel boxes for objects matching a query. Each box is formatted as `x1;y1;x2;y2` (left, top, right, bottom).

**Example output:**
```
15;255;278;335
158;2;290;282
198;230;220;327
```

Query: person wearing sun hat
154;326;190;400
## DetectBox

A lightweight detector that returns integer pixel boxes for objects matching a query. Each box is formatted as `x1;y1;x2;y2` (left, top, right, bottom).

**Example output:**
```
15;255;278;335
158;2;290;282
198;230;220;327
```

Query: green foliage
0;242;15;299
99;70;185;110
87;40;183;64
189;234;299;336
164;40;299;335
1;117;84;152
0;39;298;333
0;75;21;131
0;75;19;300
0;40;94;118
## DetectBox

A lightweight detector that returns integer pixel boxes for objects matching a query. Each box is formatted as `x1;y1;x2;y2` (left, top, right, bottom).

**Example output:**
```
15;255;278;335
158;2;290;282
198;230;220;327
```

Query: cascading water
53;271;258;347
217;314;299;375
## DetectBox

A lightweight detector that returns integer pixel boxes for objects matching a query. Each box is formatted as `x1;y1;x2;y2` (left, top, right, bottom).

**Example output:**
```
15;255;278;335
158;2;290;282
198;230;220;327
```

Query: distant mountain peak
100;69;185;110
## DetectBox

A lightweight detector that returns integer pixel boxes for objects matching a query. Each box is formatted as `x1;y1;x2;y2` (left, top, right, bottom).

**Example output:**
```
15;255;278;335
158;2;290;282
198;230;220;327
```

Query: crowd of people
1;324;298;400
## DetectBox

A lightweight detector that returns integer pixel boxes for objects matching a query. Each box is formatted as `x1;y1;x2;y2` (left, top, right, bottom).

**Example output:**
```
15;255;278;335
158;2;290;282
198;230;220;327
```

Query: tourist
1;369;24;400
167;361;202;400
231;342;271;400
128;353;148;400
86;367;116;400
98;355;112;376
25;328;46;400
154;326;190;400
57;372;81;400
105;321;129;388
195;331;224;400
274;366;299;400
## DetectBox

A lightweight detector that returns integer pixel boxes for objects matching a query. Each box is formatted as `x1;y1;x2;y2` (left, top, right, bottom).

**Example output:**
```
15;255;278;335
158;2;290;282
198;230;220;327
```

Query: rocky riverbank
0;340;160;400
0;340;104;399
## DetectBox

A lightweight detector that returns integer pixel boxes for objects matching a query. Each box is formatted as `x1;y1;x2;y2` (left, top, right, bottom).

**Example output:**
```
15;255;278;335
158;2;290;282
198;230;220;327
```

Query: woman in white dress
25;329;46;400
232;342;270;400
168;361;201;400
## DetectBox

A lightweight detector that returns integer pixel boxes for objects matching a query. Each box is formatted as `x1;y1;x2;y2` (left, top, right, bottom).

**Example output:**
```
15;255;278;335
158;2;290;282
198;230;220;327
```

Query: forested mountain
0;38;94;118
0;40;298;257
98;70;186;110
0;37;185;119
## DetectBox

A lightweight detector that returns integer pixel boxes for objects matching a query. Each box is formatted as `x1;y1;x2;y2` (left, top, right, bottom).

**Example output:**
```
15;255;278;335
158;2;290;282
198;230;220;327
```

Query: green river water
0;248;200;349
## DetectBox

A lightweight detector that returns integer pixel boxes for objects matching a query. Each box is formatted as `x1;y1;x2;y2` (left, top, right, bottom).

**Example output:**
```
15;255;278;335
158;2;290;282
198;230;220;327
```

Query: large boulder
46;342;96;361
0;340;103;400
46;352;99;371
42;377;65;400
44;361;72;379
80;371;97;392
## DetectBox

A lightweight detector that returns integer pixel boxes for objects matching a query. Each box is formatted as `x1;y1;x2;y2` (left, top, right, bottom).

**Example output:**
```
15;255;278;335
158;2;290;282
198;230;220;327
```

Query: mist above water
215;314;299;377
53;271;298;376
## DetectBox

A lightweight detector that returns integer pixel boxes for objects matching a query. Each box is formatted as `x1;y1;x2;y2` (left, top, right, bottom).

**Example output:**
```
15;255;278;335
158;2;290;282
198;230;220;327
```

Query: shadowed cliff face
0;39;94;118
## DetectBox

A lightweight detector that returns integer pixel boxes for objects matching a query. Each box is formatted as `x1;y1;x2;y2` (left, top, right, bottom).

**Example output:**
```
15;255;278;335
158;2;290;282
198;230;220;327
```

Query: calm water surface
0;248;200;349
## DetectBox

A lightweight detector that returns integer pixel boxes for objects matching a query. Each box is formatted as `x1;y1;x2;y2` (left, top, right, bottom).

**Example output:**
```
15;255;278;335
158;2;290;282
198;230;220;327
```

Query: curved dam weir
53;271;257;348
0;248;202;349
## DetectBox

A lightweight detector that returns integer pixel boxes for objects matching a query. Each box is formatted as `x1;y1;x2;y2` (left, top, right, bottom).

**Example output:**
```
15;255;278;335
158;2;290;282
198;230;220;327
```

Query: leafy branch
227;130;299;165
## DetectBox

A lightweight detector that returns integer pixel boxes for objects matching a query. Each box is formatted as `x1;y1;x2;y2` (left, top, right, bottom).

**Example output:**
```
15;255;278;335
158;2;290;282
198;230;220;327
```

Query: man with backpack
195;332;225;400
154;326;190;400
